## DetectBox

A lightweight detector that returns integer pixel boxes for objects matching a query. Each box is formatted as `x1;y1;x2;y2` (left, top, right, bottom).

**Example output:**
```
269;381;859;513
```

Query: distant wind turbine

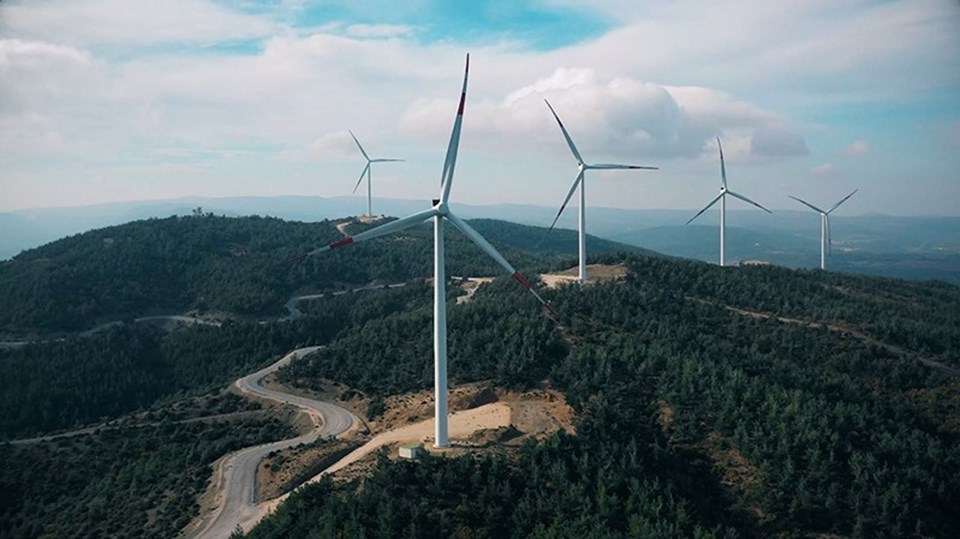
686;137;772;266
543;100;658;284
788;189;858;270
291;55;549;448
348;130;404;217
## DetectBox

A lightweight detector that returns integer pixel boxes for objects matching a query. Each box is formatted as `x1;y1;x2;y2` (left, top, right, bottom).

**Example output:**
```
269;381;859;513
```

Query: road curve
185;347;359;539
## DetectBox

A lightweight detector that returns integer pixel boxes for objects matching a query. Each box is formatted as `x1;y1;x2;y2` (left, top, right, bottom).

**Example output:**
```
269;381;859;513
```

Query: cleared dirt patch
540;263;628;288
657;399;675;431
257;439;361;500
455;277;494;304
702;432;770;526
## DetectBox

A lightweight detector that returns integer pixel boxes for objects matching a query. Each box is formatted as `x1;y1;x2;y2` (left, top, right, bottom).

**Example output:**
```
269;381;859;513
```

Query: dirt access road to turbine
183;347;360;539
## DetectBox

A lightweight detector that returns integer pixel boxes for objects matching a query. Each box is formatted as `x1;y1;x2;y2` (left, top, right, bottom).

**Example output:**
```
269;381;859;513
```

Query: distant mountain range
3;195;958;283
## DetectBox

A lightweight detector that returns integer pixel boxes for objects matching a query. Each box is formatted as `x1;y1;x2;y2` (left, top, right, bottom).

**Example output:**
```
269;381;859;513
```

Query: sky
1;0;958;216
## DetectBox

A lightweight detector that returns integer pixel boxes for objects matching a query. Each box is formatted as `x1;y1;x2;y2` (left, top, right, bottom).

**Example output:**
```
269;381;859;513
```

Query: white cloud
401;68;805;163
1;0;956;214
280;131;357;161
846;140;871;156
1;0;274;46
345;24;416;39
811;163;837;178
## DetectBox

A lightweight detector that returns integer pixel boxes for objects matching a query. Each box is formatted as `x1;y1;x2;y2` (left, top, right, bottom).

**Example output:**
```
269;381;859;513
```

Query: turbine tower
543;100;658;284
686;137;772;266
348;130;404;217
291;55;548;448
788;189;857;270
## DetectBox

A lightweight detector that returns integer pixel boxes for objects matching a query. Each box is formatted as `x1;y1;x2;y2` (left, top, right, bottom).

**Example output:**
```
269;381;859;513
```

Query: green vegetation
2;215;958;537
0;283;434;440
0;215;636;333
251;253;960;538
0;414;295;539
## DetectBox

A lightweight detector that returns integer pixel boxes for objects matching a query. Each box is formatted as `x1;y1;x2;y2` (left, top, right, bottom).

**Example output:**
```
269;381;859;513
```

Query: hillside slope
252;253;960;538
2;216;958;538
0;215;643;334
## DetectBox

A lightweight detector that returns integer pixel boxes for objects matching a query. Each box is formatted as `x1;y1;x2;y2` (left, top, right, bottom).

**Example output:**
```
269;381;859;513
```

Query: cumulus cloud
811;163;837;178
280;131;357;161
401;68;807;162
846;139;870;156
1;0;273;46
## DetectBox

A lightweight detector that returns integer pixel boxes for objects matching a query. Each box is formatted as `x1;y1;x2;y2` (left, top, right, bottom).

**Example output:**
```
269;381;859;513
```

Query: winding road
184;347;359;539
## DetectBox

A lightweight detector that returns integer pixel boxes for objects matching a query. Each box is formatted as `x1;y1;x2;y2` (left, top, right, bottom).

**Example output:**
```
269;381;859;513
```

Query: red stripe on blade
330;237;354;249
287;253;309;264
512;272;532;289
457;92;466;115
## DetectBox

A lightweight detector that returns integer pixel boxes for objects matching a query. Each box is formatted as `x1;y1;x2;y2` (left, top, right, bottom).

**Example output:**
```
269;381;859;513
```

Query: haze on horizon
1;0;958;217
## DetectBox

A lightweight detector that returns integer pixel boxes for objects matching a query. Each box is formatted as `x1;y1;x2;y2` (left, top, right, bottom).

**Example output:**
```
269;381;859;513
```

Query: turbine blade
717;137;727;188
446;212;551;309
348;130;370;161
727;190;772;214
685;192;723;225
352;163;370;194
372;158;405;163
439;54;469;204
539;170;584;246
827;188;858;214
545;100;584;164
350;208;437;243
788;195;826;214
589;164;659;170
289;208;437;262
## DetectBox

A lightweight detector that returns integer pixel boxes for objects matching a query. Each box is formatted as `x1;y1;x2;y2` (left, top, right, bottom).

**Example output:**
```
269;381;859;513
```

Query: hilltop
3;196;958;283
0;214;645;335
1;215;958;538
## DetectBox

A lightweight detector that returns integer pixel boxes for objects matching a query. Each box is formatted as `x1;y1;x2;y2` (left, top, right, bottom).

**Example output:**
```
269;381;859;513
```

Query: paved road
186;347;358;539
283;283;408;320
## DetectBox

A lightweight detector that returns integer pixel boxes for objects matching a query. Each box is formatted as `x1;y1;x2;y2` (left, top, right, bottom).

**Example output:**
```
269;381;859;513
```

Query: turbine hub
435;201;450;216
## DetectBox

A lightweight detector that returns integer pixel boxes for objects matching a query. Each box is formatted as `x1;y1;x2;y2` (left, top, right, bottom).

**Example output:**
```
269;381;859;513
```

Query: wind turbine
686;137;772;266
788;189;857;270
291;55;548;448
543;100;658;284
348;130;404;217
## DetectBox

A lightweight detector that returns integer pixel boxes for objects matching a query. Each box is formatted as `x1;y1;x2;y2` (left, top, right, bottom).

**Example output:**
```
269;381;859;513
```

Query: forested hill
2;211;959;536
254;253;960;538
0;214;643;334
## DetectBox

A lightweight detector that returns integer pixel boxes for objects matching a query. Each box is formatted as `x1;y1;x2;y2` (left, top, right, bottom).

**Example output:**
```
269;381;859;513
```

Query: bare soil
540;263;628;288
455;277;494;304
257;439;361;500
253;380;575;503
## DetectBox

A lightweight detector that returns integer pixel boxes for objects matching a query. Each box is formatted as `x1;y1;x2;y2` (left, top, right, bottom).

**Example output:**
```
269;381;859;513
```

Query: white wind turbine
348;130;404;217
291;55;549;448
686;137;772;266
543;100;658;284
788;189;858;270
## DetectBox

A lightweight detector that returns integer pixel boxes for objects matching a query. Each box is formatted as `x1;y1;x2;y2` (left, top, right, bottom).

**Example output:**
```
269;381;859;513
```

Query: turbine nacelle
348;130;404;216
541;99;658;281
288;54;548;449
788;189;858;269
686;137;771;266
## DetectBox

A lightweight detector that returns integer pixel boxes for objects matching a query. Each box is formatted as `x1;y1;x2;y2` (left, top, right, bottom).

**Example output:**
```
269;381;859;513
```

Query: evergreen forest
0;215;957;538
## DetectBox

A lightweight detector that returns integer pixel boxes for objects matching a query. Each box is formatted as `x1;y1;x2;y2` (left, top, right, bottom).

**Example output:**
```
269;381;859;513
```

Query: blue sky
1;0;958;216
